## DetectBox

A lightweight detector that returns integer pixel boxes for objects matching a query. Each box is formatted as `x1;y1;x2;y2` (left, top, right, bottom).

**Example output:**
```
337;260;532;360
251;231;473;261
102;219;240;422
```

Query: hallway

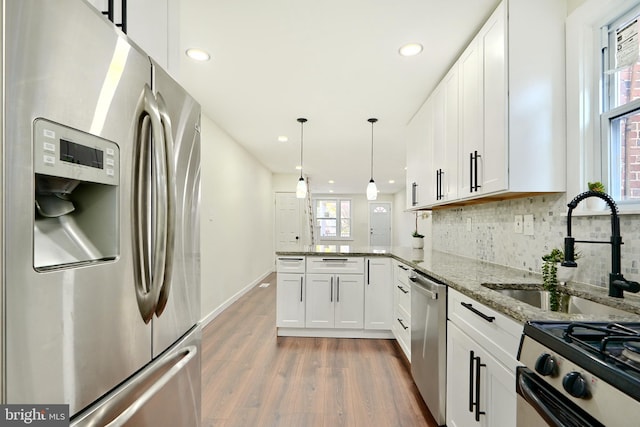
200;273;436;427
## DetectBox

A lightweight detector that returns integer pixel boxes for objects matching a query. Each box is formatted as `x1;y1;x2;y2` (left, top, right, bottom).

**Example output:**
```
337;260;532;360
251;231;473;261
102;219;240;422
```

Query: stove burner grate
563;322;640;374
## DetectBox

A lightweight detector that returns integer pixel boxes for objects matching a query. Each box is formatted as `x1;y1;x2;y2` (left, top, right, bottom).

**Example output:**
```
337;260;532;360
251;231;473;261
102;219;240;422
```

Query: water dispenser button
43;155;55;166
43;142;56;152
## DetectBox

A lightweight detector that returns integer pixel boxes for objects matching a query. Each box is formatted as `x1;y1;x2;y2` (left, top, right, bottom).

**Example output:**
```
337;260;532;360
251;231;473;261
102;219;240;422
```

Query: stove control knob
562;371;589;399
534;353;558;377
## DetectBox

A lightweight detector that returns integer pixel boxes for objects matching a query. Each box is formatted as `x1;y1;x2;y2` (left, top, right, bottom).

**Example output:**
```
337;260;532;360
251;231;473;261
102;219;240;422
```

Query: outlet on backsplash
514;215;523;233
524;214;534;236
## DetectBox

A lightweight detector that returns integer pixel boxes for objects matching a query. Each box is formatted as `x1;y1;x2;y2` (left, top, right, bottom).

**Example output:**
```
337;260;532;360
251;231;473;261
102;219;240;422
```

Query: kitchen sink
482;286;631;317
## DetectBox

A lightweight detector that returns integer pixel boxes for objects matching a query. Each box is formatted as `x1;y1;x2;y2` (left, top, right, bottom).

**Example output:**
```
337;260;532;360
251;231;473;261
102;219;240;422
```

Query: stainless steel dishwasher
410;270;447;427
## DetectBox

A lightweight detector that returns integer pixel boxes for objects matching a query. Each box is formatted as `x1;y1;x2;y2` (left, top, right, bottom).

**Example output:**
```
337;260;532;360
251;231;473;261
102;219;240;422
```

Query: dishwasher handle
409;271;444;300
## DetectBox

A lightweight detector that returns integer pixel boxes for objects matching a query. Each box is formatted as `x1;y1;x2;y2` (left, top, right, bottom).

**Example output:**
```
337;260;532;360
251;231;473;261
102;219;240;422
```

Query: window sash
314;199;352;239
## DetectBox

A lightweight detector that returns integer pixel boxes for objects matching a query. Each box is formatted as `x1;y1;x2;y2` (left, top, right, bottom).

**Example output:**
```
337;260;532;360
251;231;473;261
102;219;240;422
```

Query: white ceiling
177;0;501;195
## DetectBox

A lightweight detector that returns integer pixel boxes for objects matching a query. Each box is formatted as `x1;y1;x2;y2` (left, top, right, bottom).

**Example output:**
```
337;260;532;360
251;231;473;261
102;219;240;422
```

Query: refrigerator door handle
154;93;176;316
74;345;198;427
132;85;166;323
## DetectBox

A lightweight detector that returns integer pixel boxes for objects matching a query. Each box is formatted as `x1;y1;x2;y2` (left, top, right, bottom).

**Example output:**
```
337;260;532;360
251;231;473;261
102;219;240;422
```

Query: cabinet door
276;273;305;328
305;274;335;328
459;37;483;197
447;322;482;427
405;98;434;209
334;274;364;329
447;322;516;427
364;258;392;330
480;1;507;194
483;352;517;427
443;66;459;201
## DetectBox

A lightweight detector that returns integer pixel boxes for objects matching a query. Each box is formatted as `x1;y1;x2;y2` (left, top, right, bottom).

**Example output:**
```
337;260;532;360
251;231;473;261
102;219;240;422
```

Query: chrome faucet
562;190;640;298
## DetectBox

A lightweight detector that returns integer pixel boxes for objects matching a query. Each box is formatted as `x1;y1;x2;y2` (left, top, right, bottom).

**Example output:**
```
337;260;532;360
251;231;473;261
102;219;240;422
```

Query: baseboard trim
277;327;394;339
200;268;274;327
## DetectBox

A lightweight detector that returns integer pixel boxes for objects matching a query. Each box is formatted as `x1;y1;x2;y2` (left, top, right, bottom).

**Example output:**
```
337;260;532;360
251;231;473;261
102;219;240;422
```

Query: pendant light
366;118;378;200
296;118;308;198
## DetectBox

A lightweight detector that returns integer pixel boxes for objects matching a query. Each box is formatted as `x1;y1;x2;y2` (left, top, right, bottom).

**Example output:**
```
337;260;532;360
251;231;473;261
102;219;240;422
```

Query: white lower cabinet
305;273;364;329
446;288;521;427
447;322;516;427
364;257;393;330
391;261;412;359
276;273;305;328
276;257;306;328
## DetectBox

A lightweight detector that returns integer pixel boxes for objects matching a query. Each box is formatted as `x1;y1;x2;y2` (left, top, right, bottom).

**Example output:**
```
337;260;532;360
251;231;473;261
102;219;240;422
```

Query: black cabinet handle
280;257;304;261
397;285;409;294
474;355;486;421
322;258;347;262
469;151;482;192
468;350;475;412
330;276;333;302
367;260;370;285
469;152;473;193
461;302;495;323
300;277;303;302
412;182;418;206
398;265;409;271
397;318;409;330
337;277;340;302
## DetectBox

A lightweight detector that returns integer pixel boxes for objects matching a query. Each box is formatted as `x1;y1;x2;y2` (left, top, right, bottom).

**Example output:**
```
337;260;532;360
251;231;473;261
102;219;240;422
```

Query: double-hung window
315;199;351;239
601;5;640;204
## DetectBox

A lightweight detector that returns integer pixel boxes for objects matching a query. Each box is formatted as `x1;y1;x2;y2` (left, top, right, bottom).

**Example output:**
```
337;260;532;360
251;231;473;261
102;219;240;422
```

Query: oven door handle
517;369;566;427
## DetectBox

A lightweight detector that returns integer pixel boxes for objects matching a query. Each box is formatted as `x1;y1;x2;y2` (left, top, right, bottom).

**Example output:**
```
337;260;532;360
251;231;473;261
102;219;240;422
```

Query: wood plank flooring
201;273;437;427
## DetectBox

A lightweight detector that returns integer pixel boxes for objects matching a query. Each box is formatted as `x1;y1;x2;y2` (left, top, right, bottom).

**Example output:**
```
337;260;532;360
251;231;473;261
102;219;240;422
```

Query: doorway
369;201;391;246
275;192;303;251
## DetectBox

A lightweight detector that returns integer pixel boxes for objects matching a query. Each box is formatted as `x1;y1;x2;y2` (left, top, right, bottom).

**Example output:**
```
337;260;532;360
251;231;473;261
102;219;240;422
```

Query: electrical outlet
524;214;534;236
514;215;523;233
466;218;472;231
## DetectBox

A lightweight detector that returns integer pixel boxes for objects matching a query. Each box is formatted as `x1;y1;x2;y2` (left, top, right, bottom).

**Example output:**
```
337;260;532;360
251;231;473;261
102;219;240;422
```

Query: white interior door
275;192;302;251
369;202;392;246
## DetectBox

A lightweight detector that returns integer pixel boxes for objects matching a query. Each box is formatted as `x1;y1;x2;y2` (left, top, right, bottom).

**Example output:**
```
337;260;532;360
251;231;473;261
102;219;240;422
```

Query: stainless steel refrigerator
1;1;201;425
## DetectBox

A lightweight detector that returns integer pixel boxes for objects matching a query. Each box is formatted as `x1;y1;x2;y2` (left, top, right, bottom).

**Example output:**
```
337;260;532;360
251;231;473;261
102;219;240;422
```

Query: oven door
516;367;604;427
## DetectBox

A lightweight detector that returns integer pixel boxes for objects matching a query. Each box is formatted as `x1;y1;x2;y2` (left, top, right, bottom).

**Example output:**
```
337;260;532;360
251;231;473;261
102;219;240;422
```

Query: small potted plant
586;181;606;210
542;248;580;311
412;212;424;249
542;248;564;311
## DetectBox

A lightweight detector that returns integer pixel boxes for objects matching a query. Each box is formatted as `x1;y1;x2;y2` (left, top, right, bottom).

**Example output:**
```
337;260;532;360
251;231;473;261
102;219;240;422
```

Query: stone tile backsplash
432;194;640;289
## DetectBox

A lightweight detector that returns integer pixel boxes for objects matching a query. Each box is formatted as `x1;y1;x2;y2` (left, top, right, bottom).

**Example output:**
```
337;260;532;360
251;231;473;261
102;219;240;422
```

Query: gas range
517;321;640;426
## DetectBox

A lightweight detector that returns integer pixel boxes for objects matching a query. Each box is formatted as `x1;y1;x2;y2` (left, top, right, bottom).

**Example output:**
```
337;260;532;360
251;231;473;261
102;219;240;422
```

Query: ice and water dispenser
33;118;119;270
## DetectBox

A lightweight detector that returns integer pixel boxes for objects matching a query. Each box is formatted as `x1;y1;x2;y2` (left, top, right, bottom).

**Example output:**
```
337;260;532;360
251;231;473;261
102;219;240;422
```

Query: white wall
392;189;432;248
200;114;274;324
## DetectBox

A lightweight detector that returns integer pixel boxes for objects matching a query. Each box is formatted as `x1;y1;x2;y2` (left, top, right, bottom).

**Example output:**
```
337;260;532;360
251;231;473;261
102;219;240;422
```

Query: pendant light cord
368;118;377;180
297;118;307;179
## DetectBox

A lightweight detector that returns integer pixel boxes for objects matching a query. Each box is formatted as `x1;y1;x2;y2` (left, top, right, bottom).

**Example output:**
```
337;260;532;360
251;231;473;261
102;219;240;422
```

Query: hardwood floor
201;273;438;427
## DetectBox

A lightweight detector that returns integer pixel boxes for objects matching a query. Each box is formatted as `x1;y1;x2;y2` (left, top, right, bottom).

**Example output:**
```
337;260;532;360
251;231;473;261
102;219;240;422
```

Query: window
315;199;351;239
602;5;640;204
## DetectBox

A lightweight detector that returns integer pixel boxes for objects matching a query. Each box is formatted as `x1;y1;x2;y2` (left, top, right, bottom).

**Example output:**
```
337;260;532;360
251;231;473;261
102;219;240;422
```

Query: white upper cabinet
85;0;176;72
406;96;434;209
407;0;566;208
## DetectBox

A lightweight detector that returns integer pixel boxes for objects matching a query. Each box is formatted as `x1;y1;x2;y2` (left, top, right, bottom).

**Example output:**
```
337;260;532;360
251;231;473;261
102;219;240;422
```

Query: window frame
600;5;640;206
567;0;640;214
313;198;353;241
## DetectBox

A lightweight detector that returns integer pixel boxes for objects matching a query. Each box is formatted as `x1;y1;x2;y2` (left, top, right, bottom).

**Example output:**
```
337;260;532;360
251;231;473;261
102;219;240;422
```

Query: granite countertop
276;245;640;323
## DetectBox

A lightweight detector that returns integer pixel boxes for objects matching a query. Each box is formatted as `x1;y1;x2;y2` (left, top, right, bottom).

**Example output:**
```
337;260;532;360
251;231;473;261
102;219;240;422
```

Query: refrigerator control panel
33;118;120;186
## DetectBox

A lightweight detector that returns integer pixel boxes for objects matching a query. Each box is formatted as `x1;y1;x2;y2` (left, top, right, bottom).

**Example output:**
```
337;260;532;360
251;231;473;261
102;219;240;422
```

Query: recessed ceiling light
329;190;334;193
328;180;335;184
295;165;302;170
278;136;288;142
185;48;211;61
388;180;395;184
399;43;423;57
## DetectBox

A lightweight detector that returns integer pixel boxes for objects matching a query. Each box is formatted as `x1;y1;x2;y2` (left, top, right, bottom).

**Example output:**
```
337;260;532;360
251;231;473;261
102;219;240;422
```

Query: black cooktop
521;321;640;402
